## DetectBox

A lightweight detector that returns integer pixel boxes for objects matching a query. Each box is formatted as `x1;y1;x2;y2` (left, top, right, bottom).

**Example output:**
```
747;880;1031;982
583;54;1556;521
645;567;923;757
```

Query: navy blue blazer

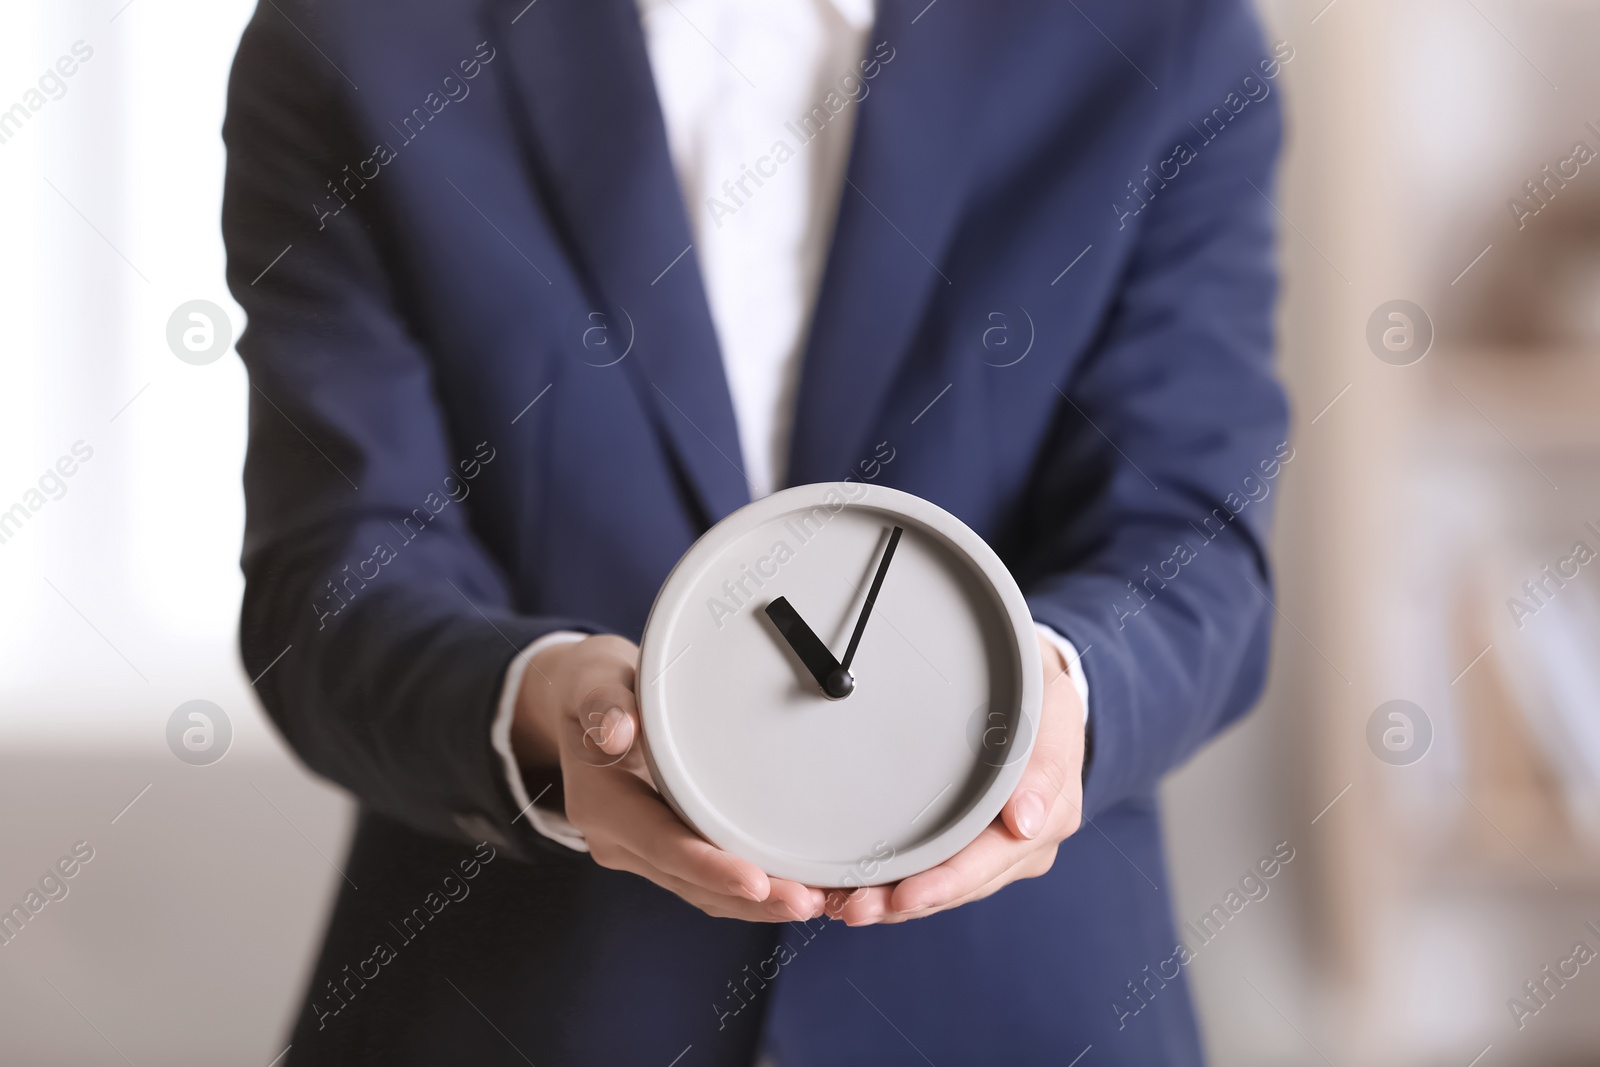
223;0;1287;1062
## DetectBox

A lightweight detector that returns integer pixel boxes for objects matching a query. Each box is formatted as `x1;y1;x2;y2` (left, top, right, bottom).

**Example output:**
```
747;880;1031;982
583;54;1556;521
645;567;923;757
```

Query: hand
822;632;1086;925
512;633;827;923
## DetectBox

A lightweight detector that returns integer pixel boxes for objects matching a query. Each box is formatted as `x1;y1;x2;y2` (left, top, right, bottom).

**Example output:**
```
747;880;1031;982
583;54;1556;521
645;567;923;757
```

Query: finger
629;863;775;921
826;884;894;926
571;762;772;901
881;838;1065;923
592;705;633;756
766;877;829;920
1000;740;1068;842
1001;681;1085;842
570;757;829;919
820;877;886;918
589;816;827;921
677;881;822;922
645;866;776;922
731;872;825;920
606;856;823;923
566;683;642;768
890;822;1024;914
879;867;1011;924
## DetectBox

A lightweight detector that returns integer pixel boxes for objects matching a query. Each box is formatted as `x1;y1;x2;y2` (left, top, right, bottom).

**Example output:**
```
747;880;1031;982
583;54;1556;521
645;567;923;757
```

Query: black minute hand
764;597;853;698
841;525;904;672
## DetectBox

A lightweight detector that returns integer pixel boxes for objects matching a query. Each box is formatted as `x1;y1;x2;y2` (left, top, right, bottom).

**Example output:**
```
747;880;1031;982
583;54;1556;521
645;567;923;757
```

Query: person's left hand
824;632;1086;925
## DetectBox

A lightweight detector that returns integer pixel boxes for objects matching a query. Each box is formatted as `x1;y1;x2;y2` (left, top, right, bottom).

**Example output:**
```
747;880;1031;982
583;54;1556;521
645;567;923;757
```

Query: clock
637;482;1041;888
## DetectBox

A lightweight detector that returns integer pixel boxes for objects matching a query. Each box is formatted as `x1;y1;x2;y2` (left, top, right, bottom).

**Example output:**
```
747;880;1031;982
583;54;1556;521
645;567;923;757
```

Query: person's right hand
512;633;827;923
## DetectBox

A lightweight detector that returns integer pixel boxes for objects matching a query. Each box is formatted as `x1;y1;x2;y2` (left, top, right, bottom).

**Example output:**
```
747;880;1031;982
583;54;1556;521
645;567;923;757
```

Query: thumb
1001;682;1084;841
566;684;640;770
1002;769;1056;841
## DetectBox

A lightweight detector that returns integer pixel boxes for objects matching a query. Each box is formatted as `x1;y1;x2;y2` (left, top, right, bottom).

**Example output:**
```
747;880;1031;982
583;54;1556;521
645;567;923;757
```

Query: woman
223;0;1287;1061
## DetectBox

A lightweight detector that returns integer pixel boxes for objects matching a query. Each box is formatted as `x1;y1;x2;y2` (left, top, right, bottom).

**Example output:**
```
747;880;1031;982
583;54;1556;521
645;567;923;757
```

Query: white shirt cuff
491;630;591;852
1034;623;1091;723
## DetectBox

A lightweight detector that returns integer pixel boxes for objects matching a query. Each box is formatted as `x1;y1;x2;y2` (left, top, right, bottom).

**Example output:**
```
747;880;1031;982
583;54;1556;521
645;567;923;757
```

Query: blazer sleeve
222;4;591;859
1020;0;1291;821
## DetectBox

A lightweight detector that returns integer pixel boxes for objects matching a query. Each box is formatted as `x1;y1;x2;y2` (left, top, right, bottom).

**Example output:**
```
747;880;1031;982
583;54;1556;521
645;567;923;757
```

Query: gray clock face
638;483;1040;887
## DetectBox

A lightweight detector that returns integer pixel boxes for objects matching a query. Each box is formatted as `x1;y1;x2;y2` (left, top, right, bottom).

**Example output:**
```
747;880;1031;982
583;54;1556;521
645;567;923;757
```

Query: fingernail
727;878;760;901
767;899;802;921
1016;790;1045;839
600;706;627;748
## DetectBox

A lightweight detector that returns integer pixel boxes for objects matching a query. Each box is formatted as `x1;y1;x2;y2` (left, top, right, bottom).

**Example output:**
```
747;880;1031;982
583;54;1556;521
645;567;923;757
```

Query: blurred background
3;0;1599;1063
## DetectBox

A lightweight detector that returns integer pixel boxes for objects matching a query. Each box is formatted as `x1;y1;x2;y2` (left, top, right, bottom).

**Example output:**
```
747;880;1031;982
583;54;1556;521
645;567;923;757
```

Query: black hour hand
764;597;854;699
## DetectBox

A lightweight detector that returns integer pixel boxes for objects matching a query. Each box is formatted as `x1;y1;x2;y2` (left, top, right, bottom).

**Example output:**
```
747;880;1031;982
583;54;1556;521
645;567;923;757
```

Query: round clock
637;481;1041;887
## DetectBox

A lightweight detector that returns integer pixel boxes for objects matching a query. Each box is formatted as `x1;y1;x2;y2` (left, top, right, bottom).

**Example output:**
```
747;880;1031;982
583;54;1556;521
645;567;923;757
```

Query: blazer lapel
488;0;749;524
786;0;1001;486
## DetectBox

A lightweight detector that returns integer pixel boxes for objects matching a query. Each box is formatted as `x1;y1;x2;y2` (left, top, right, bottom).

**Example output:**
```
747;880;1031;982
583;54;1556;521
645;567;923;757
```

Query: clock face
638;482;1041;887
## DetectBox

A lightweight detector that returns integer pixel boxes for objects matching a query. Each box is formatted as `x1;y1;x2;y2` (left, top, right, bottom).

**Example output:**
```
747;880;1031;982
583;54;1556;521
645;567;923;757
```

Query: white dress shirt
491;0;1088;851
